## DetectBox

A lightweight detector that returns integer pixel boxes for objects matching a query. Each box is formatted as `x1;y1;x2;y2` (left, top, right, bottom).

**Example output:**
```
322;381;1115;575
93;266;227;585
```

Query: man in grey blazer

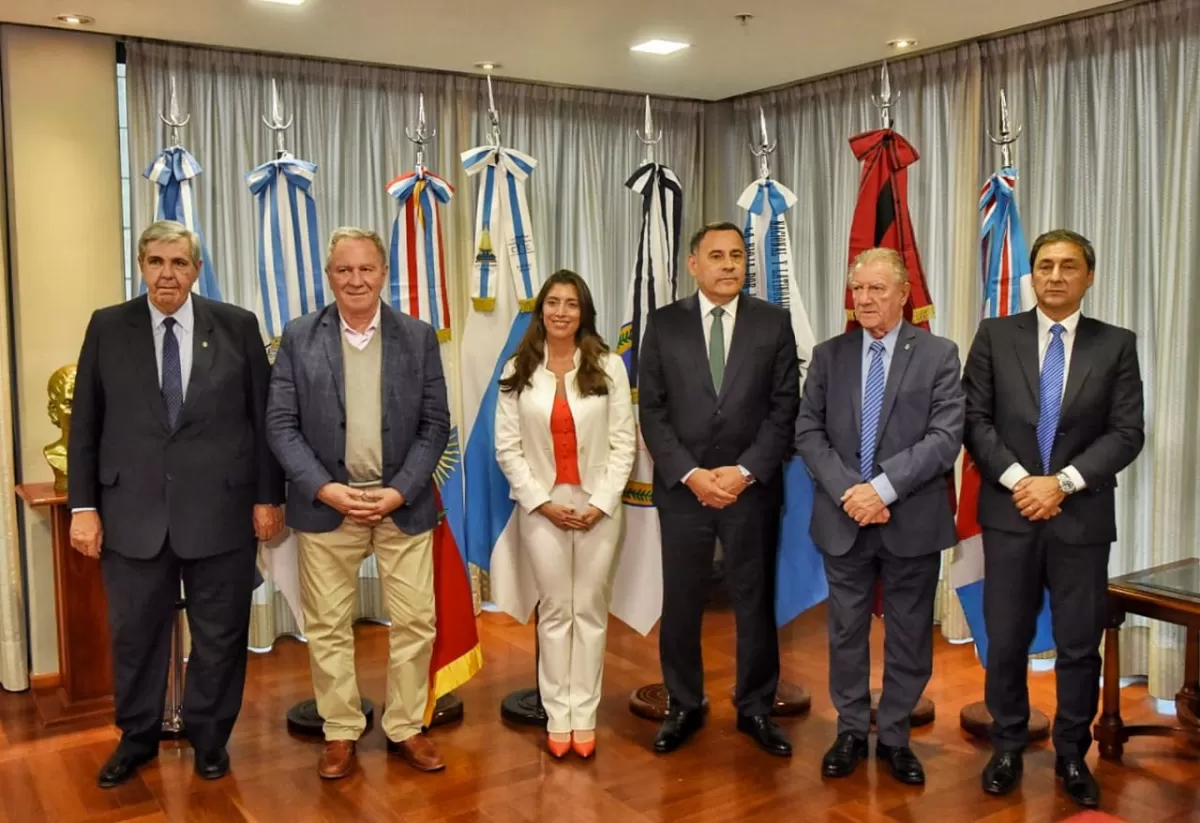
266;227;450;779
796;247;964;785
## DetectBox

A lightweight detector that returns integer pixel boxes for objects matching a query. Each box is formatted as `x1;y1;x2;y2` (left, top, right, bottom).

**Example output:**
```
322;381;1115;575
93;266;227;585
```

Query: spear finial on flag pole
158;76;189;148
635;95;662;165
987;89;1023;168
870;62;901;129
405;92;436;173
485;74;502;148
262;78;294;159
749;106;777;179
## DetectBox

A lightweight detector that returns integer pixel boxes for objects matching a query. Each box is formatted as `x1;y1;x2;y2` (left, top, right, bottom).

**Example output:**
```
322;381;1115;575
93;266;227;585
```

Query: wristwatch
1055;471;1076;495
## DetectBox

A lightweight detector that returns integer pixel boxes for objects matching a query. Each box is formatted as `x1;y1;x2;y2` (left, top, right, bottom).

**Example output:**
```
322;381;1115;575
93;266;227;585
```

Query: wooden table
1095;558;1200;759
15;482;113;725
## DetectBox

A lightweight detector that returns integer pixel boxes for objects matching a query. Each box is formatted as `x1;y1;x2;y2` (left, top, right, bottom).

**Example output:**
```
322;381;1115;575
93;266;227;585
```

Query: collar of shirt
697;290;739;322
340;303;382;349
1035;306;1081;340
862;321;902;361
148;294;194;333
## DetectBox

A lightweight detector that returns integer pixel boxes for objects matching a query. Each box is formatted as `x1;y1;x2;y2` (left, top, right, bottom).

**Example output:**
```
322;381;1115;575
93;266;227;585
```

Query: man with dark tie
963;229;1144;809
795;247;964;785
638;222;799;757
69;220;284;788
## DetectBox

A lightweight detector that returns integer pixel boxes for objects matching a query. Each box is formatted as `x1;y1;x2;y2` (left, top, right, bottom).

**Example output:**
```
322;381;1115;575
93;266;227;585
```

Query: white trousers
518;484;623;733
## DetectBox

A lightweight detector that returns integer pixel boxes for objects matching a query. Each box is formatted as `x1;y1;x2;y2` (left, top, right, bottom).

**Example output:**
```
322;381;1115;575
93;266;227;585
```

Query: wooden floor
1;605;1197;823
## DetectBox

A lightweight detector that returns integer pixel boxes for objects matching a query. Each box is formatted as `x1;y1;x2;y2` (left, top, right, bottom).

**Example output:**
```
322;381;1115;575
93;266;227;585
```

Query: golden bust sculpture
44;364;76;493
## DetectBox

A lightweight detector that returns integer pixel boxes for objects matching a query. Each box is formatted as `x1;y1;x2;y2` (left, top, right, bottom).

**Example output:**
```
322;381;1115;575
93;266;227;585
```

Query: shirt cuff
998;463;1031;491
681;468;698;484
870;474;898;506
70;507;96;513
1061;465;1087;492
737;465;755;485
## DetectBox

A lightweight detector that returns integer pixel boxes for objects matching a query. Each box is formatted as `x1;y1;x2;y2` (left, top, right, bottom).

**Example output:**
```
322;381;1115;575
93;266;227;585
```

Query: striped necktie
860;340;886;479
1037;324;1066;472
161;317;183;428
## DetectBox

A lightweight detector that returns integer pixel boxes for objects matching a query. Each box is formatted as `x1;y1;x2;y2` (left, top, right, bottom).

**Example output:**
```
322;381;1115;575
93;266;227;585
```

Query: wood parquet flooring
1;605;1197;822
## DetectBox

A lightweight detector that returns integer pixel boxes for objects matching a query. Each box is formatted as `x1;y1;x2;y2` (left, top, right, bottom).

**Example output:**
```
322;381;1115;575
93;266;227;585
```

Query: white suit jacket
495;350;636;516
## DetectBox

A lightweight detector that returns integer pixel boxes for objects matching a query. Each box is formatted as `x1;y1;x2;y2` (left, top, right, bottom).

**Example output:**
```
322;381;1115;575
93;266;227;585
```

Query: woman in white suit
495;270;636;759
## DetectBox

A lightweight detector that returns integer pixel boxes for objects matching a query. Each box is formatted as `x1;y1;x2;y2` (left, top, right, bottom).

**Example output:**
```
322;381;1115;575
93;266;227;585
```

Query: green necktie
709;306;726;391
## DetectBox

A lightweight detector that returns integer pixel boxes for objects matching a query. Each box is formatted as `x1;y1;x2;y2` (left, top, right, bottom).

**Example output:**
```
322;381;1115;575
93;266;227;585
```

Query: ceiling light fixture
887;38;918;49
55;14;94;25
259;0;306;5
474;62;501;71
631;39;690;56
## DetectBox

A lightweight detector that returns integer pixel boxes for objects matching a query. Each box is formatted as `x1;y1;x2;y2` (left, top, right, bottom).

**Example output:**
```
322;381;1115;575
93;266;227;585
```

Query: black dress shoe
876;742;925;785
736;715;792;757
981;750;1023;795
1056;756;1100;808
653;708;704;754
195;747;230;780
97;748;156;789
821;732;868;778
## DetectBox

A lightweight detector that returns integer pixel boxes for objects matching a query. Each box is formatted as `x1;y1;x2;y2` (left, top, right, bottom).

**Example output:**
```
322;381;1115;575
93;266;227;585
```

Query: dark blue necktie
161;317;183;428
860;340;886;479
1036;324;1066;472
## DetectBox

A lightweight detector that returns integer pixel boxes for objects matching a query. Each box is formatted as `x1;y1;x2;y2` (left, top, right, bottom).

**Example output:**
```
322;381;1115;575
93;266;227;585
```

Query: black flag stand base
286;694;465;737
869;689;937;728
628;682;810;720
959;700;1050;742
500;606;548;727
160;595;188;740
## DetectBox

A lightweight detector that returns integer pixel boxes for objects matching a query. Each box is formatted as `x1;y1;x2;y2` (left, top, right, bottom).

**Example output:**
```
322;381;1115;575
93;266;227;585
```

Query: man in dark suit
267;227;450;779
69;220;284;788
796;247;964;785
964;229;1144;809
638;222;799;757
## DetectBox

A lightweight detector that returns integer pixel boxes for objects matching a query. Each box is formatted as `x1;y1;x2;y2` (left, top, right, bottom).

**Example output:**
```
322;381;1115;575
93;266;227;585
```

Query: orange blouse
550;393;581;485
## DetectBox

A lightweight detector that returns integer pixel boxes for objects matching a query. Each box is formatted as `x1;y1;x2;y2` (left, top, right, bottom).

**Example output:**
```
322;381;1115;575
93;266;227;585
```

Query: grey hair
137;220;201;265
325;226;387;270
847;247;908;287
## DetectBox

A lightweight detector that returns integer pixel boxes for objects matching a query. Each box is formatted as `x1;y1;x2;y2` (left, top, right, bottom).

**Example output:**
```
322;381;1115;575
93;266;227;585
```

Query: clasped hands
685;466;749;510
536;502;605;531
841;483;890;526
1012;476;1064;521
318;483;405;525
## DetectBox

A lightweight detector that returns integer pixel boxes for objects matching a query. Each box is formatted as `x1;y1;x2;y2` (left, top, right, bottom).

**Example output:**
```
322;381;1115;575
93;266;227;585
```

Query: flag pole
958;90;1050;743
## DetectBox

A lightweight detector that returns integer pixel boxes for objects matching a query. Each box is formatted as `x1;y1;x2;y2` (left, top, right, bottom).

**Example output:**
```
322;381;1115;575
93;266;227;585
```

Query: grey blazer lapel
320;306;346;411
1014;310;1040;407
682;294;717;401
1060;316;1095;419
718;297;756;403
125;296;170;432
841;330;863;434
875;323;917;437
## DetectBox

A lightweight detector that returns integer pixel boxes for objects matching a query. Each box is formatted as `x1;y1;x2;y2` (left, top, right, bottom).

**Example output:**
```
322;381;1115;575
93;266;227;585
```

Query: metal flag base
869;688;936;727
500;687;547;727
285;694;465;737
161;596;187;740
627;681;810;721
960;701;1050;742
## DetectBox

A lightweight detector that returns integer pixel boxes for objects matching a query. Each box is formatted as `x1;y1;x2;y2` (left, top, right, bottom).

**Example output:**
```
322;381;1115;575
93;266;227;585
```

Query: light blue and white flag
142;146;223;300
459;143;542;620
245;157;325;340
611;161;682;635
952;167;1051;665
738;176;826;626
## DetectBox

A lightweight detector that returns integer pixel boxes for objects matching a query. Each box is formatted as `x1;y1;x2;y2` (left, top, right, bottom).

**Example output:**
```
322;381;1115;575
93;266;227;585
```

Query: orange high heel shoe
571;732;595;759
547;733;571;758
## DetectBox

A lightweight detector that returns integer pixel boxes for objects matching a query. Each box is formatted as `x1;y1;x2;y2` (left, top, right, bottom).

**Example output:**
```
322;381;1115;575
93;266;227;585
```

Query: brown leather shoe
317;740;356;779
386;733;445;772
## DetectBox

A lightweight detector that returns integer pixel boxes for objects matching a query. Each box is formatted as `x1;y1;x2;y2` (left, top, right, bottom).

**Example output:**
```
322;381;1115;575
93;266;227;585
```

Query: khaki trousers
297;514;435;743
517;484;622;733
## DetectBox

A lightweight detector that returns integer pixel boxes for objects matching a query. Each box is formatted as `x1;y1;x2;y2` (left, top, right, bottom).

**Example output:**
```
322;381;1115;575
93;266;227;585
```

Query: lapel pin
202;340;209;348
904;343;911;351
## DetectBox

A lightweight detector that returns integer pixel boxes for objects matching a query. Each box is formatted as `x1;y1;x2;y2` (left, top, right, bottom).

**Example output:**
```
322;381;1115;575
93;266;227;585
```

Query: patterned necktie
161;317;183;428
1037;323;1066;473
709;306;726;392
860;340;886;479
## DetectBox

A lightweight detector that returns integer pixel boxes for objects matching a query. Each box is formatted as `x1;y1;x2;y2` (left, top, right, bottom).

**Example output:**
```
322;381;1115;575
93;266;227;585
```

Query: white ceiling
2;0;1121;100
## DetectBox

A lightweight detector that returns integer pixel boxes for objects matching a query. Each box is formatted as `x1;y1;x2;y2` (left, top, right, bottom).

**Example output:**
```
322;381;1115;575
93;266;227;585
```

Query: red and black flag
844;128;936;331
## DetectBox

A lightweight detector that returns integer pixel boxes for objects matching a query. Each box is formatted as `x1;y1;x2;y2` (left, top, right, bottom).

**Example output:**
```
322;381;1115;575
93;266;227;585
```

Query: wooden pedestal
16;483;113;725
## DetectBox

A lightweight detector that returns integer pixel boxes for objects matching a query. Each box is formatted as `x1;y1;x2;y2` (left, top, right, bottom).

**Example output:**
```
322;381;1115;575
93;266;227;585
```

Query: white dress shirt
998;307;1087;491
340;303;382;350
148;294;195;399
683;290;750;486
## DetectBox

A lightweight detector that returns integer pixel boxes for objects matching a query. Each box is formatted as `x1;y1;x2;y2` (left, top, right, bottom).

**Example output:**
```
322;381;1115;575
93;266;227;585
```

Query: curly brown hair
499;270;611;397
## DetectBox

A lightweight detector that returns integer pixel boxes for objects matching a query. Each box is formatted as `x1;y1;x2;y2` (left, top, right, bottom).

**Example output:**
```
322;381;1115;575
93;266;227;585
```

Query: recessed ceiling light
259;0;306;5
55;14;94;25
887;39;918;49
631;39;690;56
474;62;501;71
